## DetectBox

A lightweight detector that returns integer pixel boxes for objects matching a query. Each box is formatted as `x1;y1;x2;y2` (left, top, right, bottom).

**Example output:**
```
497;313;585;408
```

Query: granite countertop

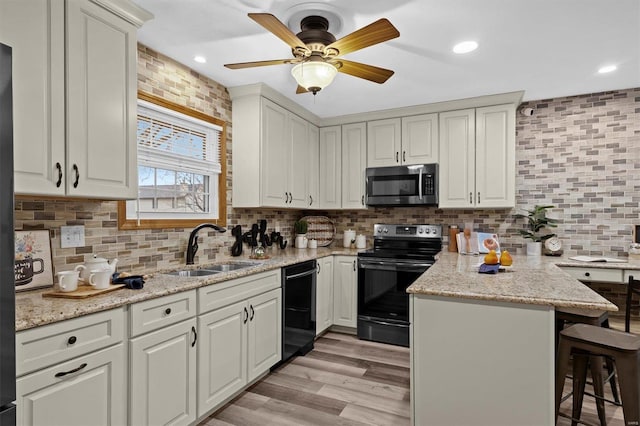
407;252;619;311
15;247;362;331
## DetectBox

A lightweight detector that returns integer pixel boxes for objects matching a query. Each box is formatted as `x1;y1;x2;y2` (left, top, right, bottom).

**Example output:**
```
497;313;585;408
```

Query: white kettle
76;254;118;282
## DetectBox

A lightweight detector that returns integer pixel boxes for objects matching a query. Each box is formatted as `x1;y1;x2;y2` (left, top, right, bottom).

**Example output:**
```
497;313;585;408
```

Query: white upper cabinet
367;114;438;167
341;123;367;210
232;96;311;208
307;124;320;209
401;114;439;165
439;104;515;208
1;0;150;198
319;126;342;209
367;118;401;167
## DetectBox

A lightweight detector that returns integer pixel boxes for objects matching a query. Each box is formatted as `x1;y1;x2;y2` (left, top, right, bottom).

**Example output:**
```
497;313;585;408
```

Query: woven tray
299;216;335;247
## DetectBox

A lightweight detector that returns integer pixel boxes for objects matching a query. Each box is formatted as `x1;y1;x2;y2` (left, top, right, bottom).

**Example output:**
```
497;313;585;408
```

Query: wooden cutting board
42;284;126;299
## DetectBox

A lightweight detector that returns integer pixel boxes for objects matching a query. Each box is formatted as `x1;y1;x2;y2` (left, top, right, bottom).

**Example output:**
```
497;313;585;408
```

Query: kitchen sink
206;261;261;272
165;269;221;277
164;261;261;277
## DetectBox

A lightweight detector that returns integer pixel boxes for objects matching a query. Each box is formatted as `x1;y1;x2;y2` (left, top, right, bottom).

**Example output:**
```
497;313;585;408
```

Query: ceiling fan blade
335;59;394;84
325;19;399;57
224;59;295;69
248;13;309;52
296;85;308;94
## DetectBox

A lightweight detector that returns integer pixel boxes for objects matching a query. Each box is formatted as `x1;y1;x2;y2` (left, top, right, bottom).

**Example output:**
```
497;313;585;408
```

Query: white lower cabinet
129;319;197;426
15;308;126;426
128;290;198;426
316;256;334;335
333;256;358;328
197;270;282;417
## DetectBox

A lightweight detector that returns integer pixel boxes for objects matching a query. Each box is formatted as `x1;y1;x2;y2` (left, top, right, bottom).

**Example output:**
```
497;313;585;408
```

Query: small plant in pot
515;205;559;256
294;220;308;249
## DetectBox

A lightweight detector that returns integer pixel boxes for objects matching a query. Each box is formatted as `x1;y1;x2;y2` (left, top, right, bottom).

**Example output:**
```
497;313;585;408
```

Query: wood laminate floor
199;332;410;426
200;318;640;426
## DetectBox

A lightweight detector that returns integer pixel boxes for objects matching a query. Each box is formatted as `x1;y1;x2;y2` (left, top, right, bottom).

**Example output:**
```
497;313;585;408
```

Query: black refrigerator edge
0;42;16;426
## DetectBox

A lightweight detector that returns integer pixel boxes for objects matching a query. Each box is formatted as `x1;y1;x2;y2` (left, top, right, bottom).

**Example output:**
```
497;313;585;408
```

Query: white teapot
75;254;118;282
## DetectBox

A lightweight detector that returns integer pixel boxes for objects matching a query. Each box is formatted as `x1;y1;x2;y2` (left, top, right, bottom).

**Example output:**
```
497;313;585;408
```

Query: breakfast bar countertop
407;252;619;311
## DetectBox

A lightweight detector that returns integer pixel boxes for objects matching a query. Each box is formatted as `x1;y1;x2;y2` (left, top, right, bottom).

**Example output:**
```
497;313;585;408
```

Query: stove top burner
359;223;443;261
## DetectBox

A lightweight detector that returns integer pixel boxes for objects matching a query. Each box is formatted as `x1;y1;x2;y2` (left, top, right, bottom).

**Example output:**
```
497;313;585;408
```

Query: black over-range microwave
365;164;438;207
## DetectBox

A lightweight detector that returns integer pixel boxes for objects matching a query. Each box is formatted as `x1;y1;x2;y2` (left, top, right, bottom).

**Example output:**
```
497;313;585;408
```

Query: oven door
357;257;431;346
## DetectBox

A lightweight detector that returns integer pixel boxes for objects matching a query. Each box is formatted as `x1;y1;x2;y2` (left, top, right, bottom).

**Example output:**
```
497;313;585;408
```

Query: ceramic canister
343;229;356;248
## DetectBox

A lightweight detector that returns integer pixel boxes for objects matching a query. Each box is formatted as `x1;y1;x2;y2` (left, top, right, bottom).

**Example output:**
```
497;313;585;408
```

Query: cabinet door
130;319;197;426
319;126;342;209
197;301;247;417
0;0;65;195
16;344;126;426
475;104;515;208
367;118;401;167
402;114;438;165
289;114;309;208
316;257;334;335
247;289;282;382
341;123;367;210
260;99;289;206
307;124;320;209
333;256;357;328
66;0;138;198
439;109;476;208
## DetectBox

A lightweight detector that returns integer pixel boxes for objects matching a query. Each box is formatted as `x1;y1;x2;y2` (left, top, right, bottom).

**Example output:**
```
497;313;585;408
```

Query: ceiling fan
224;13;400;95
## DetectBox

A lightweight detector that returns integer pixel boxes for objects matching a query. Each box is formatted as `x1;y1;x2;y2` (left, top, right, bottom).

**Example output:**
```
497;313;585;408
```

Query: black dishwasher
281;260;316;363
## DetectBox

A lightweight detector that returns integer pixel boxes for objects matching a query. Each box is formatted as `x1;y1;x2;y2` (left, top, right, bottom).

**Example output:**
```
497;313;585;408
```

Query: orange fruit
500;250;513;266
484;250;499;265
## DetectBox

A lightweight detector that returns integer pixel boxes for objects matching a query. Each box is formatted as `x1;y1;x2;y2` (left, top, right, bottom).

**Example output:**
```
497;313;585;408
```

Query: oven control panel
374;224;442;239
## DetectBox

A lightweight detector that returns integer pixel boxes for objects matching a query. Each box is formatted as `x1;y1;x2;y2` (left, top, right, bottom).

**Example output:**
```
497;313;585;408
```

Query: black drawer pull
165;308;172;315
191;326;197;347
67;336;77;345
250;305;255;321
243;307;248;324
55;363;87;378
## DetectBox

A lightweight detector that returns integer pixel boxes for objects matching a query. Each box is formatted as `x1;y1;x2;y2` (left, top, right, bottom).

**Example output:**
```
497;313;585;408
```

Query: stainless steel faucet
186;223;227;265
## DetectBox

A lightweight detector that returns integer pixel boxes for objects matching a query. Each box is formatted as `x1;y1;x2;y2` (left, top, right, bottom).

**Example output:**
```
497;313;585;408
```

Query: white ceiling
134;0;640;118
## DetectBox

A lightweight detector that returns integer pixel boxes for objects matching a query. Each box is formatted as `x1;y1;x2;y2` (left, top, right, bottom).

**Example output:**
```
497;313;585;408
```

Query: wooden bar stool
555;307;620;406
555;276;640;426
556;324;640;425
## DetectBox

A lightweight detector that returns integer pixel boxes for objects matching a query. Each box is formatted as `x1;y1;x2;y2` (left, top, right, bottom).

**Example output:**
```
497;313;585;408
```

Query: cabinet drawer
130;290;197;337
16;308;124;376
198;269;281;314
562;267;624;284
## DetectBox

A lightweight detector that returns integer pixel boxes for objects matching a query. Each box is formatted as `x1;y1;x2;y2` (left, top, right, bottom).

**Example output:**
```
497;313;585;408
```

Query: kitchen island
407;252;619;426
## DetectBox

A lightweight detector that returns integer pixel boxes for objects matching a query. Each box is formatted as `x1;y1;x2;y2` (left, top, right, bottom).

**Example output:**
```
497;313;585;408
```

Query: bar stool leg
605;356;621;404
572;353;589;426
556;337;573;422
589;355;607;426
616;353;640;426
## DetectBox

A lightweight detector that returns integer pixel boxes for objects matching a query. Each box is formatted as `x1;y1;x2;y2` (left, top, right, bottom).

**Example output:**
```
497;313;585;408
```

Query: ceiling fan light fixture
291;61;338;94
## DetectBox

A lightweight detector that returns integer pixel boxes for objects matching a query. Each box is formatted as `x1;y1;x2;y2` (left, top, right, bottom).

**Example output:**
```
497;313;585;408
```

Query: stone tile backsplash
13;44;640;277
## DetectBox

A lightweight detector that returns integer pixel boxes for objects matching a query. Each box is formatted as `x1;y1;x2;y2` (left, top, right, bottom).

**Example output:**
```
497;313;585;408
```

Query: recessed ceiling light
598;65;617;74
453;41;478;54
194;56;207;64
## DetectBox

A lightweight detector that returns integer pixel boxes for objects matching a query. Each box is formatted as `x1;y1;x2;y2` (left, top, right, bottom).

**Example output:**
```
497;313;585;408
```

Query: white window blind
126;100;223;220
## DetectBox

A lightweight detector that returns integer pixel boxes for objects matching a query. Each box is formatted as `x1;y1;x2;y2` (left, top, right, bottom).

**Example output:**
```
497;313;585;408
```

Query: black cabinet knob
585;272;591;277
67;336;77;345
165;308;172;315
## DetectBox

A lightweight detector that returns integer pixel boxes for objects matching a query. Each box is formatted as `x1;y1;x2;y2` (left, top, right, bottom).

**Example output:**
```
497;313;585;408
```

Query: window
118;92;227;230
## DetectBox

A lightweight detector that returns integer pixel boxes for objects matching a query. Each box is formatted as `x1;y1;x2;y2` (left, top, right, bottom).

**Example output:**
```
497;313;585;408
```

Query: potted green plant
294;219;308;249
515;205;558;256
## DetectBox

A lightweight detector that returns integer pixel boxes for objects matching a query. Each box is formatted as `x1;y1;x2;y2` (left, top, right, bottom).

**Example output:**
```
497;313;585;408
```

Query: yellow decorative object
500;250;513;266
484;250;499;265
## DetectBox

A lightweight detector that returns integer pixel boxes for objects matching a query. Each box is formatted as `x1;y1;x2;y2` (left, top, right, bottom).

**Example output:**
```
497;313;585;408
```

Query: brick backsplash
13;44;640;277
